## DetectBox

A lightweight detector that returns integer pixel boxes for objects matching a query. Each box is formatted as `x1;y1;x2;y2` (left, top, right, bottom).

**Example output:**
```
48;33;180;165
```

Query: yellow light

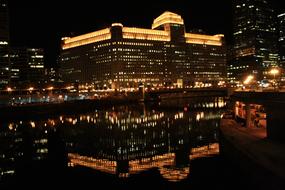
243;75;254;84
47;86;54;90
185;33;222;41
28;87;34;91
62;28;111;50
123;27;170;41
112;23;123;27
66;86;74;90
269;68;279;75
64;28;110;44
152;11;184;29
7;87;12;92
30;121;36;128
123;27;169;36
61;14;224;50
185;33;223;46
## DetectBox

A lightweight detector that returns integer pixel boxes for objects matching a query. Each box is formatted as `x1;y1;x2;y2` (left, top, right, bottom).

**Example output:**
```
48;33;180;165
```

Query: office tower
0;0;10;88
278;13;285;68
230;0;279;83
60;11;226;89
10;47;44;87
27;48;45;84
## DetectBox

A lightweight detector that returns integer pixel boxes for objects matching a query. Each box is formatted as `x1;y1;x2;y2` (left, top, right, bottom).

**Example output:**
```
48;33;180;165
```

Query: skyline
1;1;285;189
7;0;285;67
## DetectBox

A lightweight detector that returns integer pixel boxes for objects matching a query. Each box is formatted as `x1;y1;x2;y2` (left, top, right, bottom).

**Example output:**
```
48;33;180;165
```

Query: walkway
220;119;285;180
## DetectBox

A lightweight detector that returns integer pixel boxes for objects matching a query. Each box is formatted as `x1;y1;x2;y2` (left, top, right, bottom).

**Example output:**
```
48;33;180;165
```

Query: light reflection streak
68;143;219;181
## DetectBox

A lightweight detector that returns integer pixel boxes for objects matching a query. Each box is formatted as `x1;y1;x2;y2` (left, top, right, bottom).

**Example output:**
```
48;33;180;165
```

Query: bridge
231;91;285;142
144;88;230;101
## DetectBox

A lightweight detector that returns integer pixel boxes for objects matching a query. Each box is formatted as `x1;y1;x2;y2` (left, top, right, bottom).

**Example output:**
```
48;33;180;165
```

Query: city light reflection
0;98;224;182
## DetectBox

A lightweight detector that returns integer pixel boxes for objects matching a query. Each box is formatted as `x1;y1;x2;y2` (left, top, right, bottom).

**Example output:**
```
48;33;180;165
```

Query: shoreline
219;119;285;189
0;97;139;121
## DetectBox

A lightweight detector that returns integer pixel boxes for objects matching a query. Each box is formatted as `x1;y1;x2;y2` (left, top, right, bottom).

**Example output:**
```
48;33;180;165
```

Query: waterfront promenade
220;119;285;189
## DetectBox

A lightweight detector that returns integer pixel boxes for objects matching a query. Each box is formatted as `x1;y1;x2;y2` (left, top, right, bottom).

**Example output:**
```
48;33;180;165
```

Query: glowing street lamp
269;68;280;90
28;87;34;92
7;87;12;92
269;68;279;79
47;86;54;91
243;75;254;85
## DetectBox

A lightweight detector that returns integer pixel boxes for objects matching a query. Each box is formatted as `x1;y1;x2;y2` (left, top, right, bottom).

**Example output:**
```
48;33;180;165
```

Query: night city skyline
2;0;285;189
7;0;284;67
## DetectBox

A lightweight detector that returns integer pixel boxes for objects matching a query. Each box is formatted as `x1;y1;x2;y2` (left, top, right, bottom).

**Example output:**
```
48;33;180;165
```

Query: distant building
10;48;28;86
10;47;44;88
45;67;60;83
230;0;279;83
226;45;236;84
278;13;285;69
60;11;226;89
27;48;45;84
0;0;10;88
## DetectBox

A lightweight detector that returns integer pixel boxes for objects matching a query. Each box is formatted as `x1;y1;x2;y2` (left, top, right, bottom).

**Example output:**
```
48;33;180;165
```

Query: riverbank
220;119;285;189
0;94;229;121
0;96;139;121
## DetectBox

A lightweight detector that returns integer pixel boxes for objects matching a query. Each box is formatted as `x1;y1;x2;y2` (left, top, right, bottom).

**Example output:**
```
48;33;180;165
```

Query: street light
7;87;12;92
243;75;254;91
243;75;254;85
47;86;54;91
269;68;280;90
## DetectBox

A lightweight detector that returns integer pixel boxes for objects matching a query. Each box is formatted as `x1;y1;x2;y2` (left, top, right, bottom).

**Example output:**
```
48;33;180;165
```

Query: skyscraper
0;0;10;88
10;47;45;88
27;48;45;84
278;13;285;68
230;0;279;83
60;12;226;89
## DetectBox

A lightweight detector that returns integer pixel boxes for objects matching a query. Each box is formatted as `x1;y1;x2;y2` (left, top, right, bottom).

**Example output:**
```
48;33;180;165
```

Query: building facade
0;0;10;88
10;47;45;88
230;0;279;83
60;12;226;89
278;13;285;69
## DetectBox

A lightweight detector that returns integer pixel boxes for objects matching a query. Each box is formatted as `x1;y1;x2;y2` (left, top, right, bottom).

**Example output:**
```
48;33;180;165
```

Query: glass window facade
10;48;45;88
231;0;279;83
278;13;285;68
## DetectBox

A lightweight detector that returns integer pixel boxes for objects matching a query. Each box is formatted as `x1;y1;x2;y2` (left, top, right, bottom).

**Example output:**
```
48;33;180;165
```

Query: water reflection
0;97;226;184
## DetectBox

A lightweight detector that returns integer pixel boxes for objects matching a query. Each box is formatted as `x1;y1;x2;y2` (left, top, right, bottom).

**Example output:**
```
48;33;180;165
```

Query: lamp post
7;87;12;105
269;68;279;90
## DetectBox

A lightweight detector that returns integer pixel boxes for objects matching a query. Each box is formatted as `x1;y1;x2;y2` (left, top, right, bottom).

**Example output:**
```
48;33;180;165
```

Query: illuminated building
60;11;226;89
278;13;285;68
10;47;45;87
10;48;29;87
0;0;10;88
230;0;279;83
27;48;45;84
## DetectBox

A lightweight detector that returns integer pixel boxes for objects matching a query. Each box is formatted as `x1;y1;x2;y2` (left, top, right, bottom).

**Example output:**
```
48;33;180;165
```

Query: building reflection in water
0;97;225;183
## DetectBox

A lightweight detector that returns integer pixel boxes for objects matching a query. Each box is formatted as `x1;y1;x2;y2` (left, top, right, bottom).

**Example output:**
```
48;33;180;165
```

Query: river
0;97;250;189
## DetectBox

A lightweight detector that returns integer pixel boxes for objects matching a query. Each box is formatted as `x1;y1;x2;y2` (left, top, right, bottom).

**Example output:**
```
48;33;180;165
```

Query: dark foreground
0;155;255;190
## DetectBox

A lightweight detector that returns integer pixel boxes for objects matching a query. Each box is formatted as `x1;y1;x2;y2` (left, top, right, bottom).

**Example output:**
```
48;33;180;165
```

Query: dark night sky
7;0;285;68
